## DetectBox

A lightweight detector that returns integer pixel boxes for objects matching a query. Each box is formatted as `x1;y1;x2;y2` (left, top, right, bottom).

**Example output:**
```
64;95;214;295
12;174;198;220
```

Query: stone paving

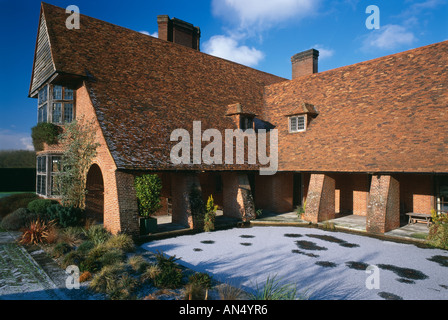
0;231;100;300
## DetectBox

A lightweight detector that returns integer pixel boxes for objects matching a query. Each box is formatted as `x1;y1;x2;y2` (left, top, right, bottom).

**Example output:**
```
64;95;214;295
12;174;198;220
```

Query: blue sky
0;0;447;150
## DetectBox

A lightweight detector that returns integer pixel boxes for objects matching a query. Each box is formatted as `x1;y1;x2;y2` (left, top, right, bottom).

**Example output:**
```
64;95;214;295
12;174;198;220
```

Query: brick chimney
291;49;319;79
157;15;200;51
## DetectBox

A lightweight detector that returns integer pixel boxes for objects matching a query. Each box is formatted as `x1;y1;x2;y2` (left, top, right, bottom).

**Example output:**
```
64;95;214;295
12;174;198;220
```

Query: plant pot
139;216;157;235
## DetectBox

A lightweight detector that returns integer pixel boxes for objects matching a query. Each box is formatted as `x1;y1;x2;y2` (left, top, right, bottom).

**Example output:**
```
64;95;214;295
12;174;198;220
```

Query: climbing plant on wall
55;117;100;209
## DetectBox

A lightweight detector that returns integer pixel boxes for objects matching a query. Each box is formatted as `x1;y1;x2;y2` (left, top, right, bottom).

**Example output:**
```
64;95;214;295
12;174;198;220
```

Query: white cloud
362;24;416;51
312;44;334;59
207;0;320;66
0;129;34;151
212;0;318;29
140;30;158;38
203;35;264;67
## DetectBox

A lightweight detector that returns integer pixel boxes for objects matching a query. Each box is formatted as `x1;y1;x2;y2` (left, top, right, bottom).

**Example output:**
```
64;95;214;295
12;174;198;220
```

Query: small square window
289;115;306;133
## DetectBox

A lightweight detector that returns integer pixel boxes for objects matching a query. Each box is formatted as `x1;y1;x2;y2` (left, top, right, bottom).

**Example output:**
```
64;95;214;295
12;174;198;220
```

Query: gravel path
142;226;448;300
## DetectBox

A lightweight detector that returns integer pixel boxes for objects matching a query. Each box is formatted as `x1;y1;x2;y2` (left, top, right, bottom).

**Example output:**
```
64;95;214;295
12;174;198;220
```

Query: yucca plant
19;219;55;245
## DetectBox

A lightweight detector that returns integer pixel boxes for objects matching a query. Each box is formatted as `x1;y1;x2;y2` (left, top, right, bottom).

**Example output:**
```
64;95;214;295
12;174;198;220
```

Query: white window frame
289;115;307;133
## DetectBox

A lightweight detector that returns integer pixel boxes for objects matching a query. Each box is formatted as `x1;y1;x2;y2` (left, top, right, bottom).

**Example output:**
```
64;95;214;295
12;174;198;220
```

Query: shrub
89;263;137;300
204;195;217;232
141;264;161;283
188;272;213;289
28;199;58;216
58;206;85;228
0;193;39;219
153;265;183;289
76;240;95;254
19;219;55;245
128;255;149;274
218;283;245;300
134;174;162;217
52;242;72;258
98;249;125;267
0;208;38;231
79;256;101;273
427;209;448;249
185;272;213;300
31;122;60;151
296;200;306;219
62;250;84;269
45;204;85;228
153;251;183;289
59;226;85;247
83;225;111;245
103;234;135;253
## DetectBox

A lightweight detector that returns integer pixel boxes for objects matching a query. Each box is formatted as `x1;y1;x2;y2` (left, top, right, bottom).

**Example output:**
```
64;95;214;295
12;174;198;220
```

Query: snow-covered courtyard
142;226;448;300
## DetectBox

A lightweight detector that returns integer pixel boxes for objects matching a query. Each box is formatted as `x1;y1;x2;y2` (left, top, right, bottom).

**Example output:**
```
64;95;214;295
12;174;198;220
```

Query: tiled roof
265;40;448;173
39;3;286;170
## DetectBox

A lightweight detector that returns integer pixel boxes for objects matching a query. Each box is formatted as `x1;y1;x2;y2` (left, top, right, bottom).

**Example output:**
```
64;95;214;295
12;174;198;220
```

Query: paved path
0;231;100;300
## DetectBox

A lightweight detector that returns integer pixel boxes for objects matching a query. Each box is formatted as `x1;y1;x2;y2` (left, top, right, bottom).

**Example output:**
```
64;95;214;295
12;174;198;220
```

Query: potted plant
134;174;162;235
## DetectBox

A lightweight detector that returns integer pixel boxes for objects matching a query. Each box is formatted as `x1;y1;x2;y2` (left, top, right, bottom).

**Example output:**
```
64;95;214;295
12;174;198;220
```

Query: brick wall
367;175;400;233
303;173;335;223
170;172;202;228
254;172;294;213
397;174;433;214
222;172;255;220
76;84;138;235
334;173;369;216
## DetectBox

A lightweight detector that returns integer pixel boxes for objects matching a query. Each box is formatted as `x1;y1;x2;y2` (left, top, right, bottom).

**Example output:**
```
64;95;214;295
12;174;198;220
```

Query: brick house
29;3;448;236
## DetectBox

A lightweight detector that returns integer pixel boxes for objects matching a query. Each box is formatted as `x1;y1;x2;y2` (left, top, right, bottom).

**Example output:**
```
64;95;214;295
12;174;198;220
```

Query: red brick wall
303;174;335;223
367;175;400;233
76;84;139;235
170;172;201;228
334;173;369;216
397;174;433;214
254;172;294;213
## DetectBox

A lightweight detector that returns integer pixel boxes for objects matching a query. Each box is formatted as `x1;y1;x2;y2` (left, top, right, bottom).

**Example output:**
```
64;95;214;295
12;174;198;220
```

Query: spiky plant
19;219;55;245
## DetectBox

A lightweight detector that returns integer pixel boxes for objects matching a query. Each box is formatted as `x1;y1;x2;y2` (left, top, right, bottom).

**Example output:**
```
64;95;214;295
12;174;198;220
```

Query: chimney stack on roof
291;49;319;79
157;15;201;51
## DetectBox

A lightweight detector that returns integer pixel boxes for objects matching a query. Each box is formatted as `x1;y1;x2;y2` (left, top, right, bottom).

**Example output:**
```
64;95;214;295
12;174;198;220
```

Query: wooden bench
406;212;432;227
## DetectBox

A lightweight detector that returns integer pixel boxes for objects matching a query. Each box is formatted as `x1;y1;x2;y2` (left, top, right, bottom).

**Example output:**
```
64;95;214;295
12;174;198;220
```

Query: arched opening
85;164;104;223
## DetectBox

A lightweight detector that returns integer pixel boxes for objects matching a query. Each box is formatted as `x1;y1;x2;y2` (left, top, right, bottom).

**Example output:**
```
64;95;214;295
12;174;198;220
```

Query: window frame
289;114;307;133
37;85;49;123
36;84;75;125
36;154;63;198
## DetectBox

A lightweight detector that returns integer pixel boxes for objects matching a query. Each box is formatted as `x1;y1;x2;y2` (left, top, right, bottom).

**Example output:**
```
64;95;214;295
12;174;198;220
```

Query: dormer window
285;102;318;133
37;84;75;124
289;115;306;133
